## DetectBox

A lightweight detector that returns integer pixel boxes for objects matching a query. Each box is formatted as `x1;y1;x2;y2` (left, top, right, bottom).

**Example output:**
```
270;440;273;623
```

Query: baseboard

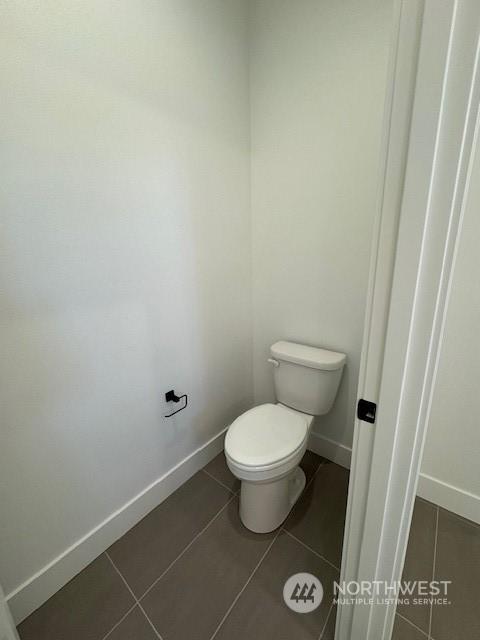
308;431;352;469
417;473;480;525
6;428;227;624
308;433;480;526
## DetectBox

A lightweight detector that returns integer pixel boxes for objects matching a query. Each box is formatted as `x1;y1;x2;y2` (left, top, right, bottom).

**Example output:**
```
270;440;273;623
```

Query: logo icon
283;573;323;613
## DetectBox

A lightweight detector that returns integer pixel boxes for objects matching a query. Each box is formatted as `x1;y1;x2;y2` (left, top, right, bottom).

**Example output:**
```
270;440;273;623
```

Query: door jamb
336;1;480;638
0;583;19;640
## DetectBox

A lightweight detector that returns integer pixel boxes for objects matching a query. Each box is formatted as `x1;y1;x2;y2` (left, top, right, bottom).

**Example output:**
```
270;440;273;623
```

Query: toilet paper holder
164;389;188;418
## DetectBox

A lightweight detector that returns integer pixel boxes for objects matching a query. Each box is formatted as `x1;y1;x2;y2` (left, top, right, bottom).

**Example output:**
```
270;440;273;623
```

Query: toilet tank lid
270;341;346;371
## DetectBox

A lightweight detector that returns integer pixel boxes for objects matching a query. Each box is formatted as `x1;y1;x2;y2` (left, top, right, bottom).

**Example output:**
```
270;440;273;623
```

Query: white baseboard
308;431;352;469
417;472;480;525
308;433;480;526
6;428;227;624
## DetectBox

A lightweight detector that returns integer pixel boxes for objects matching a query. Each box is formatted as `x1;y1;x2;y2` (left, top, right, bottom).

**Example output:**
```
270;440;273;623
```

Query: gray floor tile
300;449;324;485
203;452;240;493
284;461;349;568
25;456;480;640
141;498;275;640
392;614;427;640
431;508;480;640
108;471;231;597
397;498;437;632
106;606;158;640
17;554;134;640
320;606;336;640
214;530;338;640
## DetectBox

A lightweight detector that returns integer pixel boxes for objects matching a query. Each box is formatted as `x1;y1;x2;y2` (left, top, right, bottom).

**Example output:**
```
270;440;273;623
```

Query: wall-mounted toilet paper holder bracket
164;390;188;418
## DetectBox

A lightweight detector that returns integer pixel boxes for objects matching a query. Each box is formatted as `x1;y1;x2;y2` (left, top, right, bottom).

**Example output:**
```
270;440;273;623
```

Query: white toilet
225;340;346;533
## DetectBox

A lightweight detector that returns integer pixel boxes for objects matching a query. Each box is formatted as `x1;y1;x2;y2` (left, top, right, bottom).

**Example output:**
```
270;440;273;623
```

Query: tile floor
16;451;480;640
393;498;480;640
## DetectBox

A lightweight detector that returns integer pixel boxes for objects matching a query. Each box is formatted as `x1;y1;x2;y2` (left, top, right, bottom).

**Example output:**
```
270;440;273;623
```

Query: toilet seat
224;402;315;531
225;403;310;470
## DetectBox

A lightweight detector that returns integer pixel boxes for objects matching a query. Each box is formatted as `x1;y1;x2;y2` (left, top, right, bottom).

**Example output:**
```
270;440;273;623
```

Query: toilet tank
270;341;346;416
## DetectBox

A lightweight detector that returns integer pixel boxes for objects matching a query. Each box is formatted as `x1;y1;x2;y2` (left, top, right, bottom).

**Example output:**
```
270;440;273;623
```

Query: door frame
0;583;19;640
336;1;480;638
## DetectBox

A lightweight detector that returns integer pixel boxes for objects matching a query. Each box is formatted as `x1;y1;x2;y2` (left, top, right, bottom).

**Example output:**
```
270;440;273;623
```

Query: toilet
225;340;346;533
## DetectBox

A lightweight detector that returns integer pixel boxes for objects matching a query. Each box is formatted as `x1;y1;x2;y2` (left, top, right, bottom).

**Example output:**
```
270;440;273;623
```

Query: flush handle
267;358;280;367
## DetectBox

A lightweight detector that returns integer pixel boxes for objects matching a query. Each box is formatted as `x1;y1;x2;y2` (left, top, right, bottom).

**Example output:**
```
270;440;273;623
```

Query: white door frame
336;1;480;638
0;583;19;640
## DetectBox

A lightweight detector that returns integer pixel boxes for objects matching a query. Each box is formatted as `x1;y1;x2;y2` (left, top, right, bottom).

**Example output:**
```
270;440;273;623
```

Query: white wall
0;1;251;598
419;130;480;523
249;0;392;447
0;0;396;614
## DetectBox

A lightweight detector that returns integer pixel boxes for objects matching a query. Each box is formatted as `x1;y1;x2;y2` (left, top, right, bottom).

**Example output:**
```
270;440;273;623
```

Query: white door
336;1;480;638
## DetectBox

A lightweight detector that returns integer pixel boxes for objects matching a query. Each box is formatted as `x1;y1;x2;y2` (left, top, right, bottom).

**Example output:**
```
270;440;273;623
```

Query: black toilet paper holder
164;389;188;417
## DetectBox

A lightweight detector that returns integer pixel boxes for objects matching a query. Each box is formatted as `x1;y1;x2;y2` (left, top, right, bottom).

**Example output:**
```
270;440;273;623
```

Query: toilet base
239;466;306;533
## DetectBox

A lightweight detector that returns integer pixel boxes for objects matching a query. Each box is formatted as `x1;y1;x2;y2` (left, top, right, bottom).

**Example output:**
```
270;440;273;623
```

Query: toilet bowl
225;341;346;533
225;403;314;532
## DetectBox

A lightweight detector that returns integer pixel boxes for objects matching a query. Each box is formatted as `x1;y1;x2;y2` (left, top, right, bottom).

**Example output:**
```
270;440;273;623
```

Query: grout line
201;468;237;495
301;458;327;496
136;602;163;639
396;612;429;638
209;456;326;640
100;454;325;640
105;552;163;639
104;552;139;601
138;494;237;601
100;603;137;640
428;506;439;639
282;529;340;573
318;602;334;640
209;530;282;640
306;459;327;488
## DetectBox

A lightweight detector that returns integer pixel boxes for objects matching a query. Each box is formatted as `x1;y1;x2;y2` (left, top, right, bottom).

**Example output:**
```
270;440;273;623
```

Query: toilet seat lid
225;403;309;468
